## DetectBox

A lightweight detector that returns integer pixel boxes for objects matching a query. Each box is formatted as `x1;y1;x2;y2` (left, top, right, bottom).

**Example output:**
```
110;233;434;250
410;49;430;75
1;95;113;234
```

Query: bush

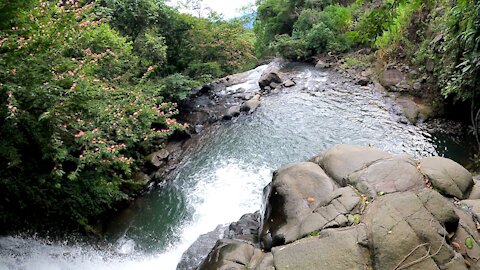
271;34;309;59
0;1;184;232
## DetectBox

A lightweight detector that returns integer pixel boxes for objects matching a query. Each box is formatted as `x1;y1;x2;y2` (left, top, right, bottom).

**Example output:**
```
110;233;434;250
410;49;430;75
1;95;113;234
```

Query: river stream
0;63;470;270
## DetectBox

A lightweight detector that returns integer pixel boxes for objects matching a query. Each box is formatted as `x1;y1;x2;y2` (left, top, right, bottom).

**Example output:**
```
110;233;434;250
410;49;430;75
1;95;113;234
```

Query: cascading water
0;63;469;270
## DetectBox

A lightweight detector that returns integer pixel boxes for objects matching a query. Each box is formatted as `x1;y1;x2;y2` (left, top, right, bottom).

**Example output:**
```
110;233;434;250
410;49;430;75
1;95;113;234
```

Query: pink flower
74;130;84;137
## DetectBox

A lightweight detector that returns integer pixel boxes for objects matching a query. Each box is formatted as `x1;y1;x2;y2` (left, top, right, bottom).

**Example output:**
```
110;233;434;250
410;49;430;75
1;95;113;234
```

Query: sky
168;0;256;19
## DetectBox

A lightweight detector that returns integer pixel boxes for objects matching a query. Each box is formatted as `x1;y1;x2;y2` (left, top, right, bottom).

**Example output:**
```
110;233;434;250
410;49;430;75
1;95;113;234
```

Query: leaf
465;237;474;249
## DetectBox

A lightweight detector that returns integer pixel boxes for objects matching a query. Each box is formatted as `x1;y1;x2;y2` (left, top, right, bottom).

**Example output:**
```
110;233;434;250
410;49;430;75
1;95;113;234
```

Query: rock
315;60;331;69
260;162;337;248
223;105;241;120
452;208;480;266
194;125;204;134
195;145;480;270
269;82;280;89
413;81;422;91
460;200;480;222
363;190;460;270
298;186;363;238
468;184;480;200
419;157;474;199
347;157;425;198
356;77;370;86
282;79;295;88
272;226;371;270
311;144;392;185
198;239;267;270
379;69;406;90
259;66;283;90
177;225;226;270
146;149;169;168
396;96;434;124
240;99;261;114
224;212;261;244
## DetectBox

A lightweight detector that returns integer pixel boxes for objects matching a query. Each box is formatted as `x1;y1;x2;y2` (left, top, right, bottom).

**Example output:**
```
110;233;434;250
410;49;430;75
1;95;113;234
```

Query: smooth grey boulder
260;162;337;247
223;105;241;120
379;68;406;90
258;66;283;90
146;149;169;168
347;157;425;198
198;239;269;270
363;190;460;270
271;225;371;270
419;156;473;199
240;98;261;114
312;144;392;185
177;225;226;270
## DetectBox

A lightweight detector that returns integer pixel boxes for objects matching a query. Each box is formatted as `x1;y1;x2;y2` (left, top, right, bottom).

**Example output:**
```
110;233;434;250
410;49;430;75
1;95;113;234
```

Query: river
0;63;470;270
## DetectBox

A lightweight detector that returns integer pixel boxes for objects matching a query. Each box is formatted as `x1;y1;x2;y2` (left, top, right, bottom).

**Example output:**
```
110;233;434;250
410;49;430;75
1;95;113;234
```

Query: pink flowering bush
0;1;185;232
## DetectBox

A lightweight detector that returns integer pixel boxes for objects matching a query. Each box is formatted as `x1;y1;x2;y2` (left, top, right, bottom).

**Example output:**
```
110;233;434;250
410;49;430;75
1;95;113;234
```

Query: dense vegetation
0;0;478;234
0;0;255;233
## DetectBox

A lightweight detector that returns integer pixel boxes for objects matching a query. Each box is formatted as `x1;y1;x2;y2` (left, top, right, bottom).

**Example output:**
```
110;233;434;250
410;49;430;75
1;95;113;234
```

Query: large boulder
311;144;392;185
198;239;270;270
272;226;371;270
194;145;480;270
419;157;474;199
258;65;283;90
379;68;406;91
260;162;337;247
346;157;425;198
240;95;261;114
363;190;461;270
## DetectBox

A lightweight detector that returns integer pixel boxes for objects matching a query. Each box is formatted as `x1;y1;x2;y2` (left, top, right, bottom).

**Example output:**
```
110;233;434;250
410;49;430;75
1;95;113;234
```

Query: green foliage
374;0;422;49
159;73;198;102
0;1;184;232
270;4;353;59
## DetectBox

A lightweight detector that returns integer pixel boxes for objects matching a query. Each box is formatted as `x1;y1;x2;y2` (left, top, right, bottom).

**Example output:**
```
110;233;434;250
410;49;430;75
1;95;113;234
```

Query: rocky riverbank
179;144;480;270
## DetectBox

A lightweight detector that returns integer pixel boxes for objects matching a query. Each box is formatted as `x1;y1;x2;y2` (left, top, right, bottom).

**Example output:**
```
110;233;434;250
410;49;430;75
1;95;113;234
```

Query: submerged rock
192;145;480;270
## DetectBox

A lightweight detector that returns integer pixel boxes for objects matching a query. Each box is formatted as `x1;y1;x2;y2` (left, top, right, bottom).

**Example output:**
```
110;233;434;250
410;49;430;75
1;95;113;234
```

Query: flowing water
0;63;470;270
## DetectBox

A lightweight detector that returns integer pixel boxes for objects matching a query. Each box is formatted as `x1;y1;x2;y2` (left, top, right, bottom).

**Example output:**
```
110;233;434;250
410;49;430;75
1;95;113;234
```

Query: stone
146;149;169;168
271;226;371;270
259;66;283;90
379;69;406;90
413;81;422;91
240;99;261;114
194;125;204;134
419;156;474;199
198;239;257;270
347;157;425;198
315;60;330;69
224;212;261;244
468;184;480;199
460;200;480;222
260;162;337;247
363;190;459;270
356;77;370;86
311;144;392;186
283;79;295;87
223;105;241;120
177;225;226;270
